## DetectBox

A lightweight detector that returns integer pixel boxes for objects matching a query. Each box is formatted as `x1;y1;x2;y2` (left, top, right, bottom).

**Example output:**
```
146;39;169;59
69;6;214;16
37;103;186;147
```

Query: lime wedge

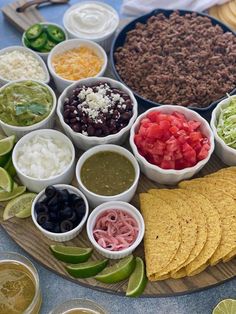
0;167;13;192
66;259;108;278
4;157;16;178
95;255;135;284
0;186;26;202
0;182;18;193
0;135;15;156
50;245;93;263
3;193;36;220
213;299;236;314
126;257;147;297
0;134;5;140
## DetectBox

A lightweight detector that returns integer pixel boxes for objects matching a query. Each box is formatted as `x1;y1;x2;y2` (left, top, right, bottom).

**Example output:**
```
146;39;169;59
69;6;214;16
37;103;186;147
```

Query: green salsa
0;80;53;126
81;151;135;196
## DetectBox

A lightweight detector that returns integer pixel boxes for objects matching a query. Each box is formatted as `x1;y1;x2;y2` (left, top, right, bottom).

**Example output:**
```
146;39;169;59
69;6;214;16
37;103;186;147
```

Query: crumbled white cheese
0;50;46;81
16;135;72;179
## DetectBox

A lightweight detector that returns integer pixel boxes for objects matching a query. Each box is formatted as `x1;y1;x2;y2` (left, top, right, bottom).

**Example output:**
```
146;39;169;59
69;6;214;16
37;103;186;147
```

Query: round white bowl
22;22;68;62
47;39;107;93
86;201;145;259
0;46;50;86
76;144;140;208
0;79;57;140
12;129;75;193
57;77;138;150
63;1;119;52
210;95;236;165
32;184;89;242
130;105;215;185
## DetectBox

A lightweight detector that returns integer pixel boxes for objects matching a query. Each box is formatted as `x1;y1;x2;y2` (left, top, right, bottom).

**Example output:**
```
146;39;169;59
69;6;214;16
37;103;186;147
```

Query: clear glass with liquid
49;299;107;314
0;252;42;314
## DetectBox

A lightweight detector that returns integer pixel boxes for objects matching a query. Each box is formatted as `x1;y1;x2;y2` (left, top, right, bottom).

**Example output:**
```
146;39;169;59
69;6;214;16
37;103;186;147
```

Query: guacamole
81;151;135;196
0;81;53;126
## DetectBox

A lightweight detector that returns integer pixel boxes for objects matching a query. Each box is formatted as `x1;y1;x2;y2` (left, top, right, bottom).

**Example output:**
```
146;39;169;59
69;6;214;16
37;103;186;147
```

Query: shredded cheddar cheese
52;47;103;81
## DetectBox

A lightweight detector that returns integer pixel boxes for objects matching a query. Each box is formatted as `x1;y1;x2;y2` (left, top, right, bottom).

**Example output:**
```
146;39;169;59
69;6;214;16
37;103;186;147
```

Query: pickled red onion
93;209;139;251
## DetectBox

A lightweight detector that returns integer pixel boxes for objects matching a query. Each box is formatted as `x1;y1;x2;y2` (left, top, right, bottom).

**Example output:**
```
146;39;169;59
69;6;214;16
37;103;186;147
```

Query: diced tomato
146;124;163;139
160;160;175;169
197;143;210;160
189;131;203;143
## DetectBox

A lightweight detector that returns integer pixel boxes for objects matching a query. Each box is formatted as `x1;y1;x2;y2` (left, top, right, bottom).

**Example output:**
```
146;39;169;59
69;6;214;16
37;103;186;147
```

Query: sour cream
63;2;119;40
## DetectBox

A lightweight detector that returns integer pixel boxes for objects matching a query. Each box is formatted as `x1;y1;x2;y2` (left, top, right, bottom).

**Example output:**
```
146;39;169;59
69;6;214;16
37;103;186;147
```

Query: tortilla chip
179;181;236;265
223;248;236;262
174;190;221;276
139;193;181;281
148;189;197;279
170;190;208;278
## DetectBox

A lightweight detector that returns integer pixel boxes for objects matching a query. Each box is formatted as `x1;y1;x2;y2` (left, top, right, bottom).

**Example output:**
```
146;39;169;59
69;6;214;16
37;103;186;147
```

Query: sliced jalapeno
25;24;43;40
39;40;56;53
46;25;65;43
24;37;31;48
30;32;47;50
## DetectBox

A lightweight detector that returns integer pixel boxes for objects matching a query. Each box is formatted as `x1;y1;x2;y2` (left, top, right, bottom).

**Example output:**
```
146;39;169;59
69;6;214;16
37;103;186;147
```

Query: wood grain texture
0;152;235;297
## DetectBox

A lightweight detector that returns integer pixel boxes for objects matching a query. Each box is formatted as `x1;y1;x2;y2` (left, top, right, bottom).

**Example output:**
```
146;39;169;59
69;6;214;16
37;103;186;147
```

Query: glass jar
49;299;107;314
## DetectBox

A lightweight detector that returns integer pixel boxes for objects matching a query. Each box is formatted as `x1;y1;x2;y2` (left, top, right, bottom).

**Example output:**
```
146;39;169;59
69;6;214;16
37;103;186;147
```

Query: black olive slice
41;221;54;232
60;220;74;232
49;211;58;222
37;213;49;225
48;195;58;207
59;189;70;202
45;186;57;199
35;202;48;214
67;211;78;223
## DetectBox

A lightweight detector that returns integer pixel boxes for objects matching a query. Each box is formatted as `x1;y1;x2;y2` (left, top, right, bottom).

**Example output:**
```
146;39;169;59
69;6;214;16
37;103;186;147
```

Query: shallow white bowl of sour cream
63;1;119;52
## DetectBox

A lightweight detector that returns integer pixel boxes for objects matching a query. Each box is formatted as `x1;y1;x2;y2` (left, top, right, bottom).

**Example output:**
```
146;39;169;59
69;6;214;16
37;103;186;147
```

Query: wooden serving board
0;148;236;297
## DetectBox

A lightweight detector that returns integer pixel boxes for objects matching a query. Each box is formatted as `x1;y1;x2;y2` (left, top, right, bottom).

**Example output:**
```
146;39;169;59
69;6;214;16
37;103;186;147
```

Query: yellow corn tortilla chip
148;189;197;279
179;181;236;265
139;193;181;281
173;190;221;276
170;190;208;278
223;248;236;262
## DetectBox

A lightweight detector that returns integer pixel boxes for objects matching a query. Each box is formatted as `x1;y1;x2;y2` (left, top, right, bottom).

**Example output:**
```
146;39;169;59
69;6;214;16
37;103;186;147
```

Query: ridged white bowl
210;95;236;165
130;105;215;185
57;77;138;150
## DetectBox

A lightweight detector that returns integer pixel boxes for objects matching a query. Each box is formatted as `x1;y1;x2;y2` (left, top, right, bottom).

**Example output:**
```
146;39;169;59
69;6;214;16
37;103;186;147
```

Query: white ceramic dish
63;1;119;52
31;184;89;242
12;129;75;193
130;105;215;185
47;39;107;93
86;201;145;259
0;80;56;140
22;22;68;62
210;95;236;165
57;77;138;150
0;46;50;86
76;144;140;207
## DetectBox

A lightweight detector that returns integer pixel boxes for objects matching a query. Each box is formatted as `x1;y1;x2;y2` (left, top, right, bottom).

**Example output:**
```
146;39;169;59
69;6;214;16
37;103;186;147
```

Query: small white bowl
86;201;144;259
76;144;140;207
63;1;119;52
210;95;236;165
12;129;75;193
130;105;215;185
57;77;138;150
0;80;56;140
32;184;89;242
47;39;107;93
0;46;50;86
22;22;68;62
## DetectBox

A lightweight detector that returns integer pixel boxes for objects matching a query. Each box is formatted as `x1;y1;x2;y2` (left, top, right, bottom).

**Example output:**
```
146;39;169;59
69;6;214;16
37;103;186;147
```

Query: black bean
72;124;81;132
95;129;102;136
63;109;70;118
70;118;77;124
69;112;77;118
87;125;95;136
121;112;131;121
64;119;70;124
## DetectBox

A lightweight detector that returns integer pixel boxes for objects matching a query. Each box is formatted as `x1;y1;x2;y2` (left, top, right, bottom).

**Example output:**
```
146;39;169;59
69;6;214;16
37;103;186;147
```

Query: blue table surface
0;1;235;313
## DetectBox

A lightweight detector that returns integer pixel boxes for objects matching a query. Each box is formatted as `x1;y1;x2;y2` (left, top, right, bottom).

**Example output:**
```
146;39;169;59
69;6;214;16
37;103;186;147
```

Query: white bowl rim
0;45;50;84
31;184;89;236
63;1;119;41
76;144;140;199
0;79;56;131
12;129;75;182
47;38;108;83
130;105;215;175
22;22;68;57
57;76;138;143
210;95;236;155
86;201;145;255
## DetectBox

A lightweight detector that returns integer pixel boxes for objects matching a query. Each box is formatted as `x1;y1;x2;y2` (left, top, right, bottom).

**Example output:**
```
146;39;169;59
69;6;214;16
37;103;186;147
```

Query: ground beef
114;12;236;108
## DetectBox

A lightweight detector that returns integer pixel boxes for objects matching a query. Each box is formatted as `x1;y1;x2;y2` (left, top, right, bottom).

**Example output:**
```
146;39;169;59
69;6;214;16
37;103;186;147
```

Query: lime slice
0;167;13;192
50;245;93;263
66;259;108;278
0;186;26;202
0;182;18;193
4;157;16;178
0;135;15;156
126;257;147;297
213;299;236;314
95;255;136;284
3;193;36;220
0;134;5;140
